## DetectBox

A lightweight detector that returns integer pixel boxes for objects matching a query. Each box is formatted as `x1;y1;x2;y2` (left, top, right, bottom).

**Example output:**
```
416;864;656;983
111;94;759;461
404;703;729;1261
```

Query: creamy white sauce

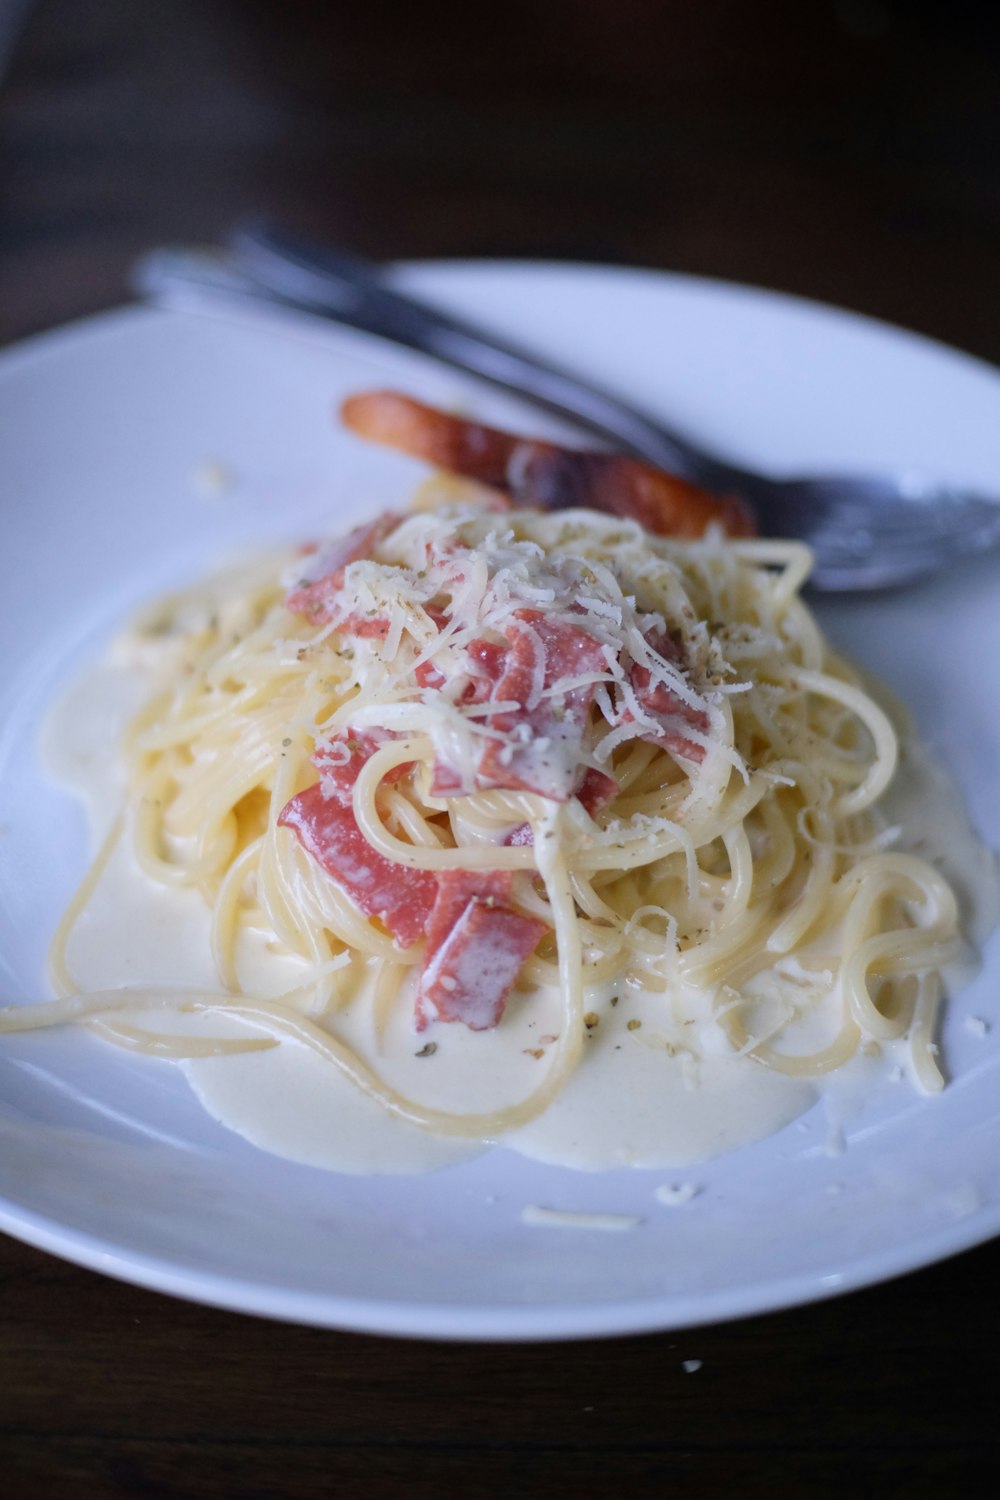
40;657;1000;1177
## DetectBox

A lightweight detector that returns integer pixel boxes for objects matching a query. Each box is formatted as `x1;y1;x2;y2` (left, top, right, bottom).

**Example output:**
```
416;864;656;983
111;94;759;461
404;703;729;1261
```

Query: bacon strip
426;609;611;802
286;511;399;626
576;766;620;815
621;630;709;762
475;610;609;797
279;737;548;1020
313;729;411;801
278;784;437;947
341;391;755;539
626;665;708;761
416;871;546;1031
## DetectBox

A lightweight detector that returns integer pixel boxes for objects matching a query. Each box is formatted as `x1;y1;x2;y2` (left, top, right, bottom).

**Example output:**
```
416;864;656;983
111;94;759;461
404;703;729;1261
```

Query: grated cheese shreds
286;502;752;806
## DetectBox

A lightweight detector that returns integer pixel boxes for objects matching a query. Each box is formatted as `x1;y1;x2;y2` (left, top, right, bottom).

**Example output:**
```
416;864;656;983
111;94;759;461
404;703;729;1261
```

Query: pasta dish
1;392;970;1171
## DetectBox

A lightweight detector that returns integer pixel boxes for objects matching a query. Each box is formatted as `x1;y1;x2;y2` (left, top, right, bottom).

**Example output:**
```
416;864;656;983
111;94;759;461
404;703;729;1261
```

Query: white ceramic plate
1;264;999;1340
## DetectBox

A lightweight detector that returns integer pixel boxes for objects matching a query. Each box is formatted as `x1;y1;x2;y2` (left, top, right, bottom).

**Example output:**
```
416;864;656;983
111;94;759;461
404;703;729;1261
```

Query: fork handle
141;220;744;494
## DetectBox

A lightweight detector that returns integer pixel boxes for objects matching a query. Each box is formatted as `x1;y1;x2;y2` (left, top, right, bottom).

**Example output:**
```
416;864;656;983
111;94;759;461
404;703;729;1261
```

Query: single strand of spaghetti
577;772;770;874
623;902;677;942
677;903;778;987
47;813;126;997
841;934;919;1040
906;974;946;1092
382;787;448;848
841;927;960;1041
88;1016;279;1057
825;857;956;1036
371;958;409;1044
727;538;814;603
613;781;689;820
566;873;624;926
0;987;234;1032
721;823;755;915
750;796;799;895
765;841;836;955
352;742;538;872
519;948;620;994
187;996;578;1138
778;592;827;672
211;835;263;991
836;852;959;926
748;1017;862;1077
787;668;897;817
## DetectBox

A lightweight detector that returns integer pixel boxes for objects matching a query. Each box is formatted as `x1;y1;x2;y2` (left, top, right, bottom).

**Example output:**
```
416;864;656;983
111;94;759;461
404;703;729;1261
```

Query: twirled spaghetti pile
6;491;962;1139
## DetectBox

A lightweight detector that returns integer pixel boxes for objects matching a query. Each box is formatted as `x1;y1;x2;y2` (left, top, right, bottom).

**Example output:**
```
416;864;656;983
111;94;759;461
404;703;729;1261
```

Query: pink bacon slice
279;729;431;946
416;871;547;1031
341;391;755;540
312;729;412;802
476;610;610;799
621;629;709;761
279;733;549;1024
426;608;614;803
286;511;400;626
278;783;437;948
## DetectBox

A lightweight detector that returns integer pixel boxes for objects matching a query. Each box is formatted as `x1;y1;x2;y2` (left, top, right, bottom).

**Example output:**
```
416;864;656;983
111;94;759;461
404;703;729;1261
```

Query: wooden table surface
2;2;999;1494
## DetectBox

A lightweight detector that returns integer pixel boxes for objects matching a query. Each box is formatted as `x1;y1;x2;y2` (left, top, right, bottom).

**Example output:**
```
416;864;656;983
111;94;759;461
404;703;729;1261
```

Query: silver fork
133;221;1000;591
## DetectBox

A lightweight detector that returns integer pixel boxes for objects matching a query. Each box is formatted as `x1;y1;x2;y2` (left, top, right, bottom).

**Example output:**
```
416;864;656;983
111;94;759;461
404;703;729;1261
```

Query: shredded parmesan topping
298;504;748;801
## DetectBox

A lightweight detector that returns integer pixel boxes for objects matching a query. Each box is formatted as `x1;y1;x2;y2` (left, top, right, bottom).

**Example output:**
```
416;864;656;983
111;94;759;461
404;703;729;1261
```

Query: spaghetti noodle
5;488;966;1151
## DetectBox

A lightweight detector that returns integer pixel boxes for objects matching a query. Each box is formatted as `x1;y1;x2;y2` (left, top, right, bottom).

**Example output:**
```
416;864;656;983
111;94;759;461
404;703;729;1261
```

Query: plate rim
2;261;999;1339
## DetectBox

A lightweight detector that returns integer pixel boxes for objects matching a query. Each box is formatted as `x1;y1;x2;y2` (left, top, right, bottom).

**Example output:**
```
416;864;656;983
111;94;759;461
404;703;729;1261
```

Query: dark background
2;1;999;1495
3;0;1000;363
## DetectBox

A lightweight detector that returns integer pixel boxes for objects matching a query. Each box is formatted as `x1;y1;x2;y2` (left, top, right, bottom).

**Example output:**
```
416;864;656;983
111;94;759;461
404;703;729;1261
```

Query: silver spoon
133;222;1000;591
